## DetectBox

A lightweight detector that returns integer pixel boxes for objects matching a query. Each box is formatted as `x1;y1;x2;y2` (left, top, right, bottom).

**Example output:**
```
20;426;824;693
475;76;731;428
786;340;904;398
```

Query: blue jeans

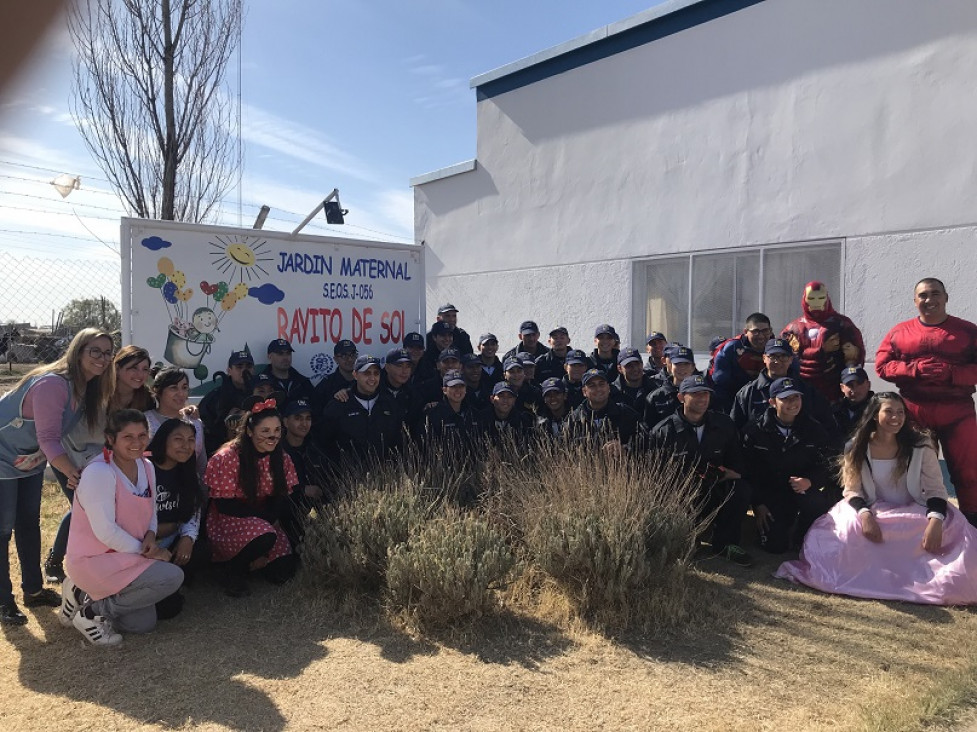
0;472;45;605
50;467;73;562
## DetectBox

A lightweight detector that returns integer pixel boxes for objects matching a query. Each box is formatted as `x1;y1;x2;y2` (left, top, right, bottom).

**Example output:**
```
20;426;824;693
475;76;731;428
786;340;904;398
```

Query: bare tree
69;0;242;221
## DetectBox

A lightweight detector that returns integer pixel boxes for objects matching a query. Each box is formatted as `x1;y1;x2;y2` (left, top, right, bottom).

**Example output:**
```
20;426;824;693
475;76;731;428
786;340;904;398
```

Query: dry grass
3;483;977;730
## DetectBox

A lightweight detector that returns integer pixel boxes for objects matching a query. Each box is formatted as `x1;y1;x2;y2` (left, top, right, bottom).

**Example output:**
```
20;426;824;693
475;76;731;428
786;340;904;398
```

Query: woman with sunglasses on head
46;345;157;585
777;392;977;604
0;328;116;625
145;367;207;481
203;397;299;597
61;410;184;646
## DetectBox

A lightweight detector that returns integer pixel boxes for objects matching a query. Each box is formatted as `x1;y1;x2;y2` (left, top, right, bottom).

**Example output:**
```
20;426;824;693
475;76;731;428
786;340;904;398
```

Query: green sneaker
715;544;753;567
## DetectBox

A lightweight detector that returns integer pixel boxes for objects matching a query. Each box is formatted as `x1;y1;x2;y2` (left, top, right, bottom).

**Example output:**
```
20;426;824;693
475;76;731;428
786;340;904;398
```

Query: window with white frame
640;241;842;353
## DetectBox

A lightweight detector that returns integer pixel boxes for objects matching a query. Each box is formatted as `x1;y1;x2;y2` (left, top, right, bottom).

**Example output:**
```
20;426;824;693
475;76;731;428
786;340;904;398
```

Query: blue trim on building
475;0;766;101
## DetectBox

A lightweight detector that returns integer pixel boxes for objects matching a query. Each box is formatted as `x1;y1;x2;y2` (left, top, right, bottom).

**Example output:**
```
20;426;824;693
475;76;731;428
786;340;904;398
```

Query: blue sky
0;1;663;267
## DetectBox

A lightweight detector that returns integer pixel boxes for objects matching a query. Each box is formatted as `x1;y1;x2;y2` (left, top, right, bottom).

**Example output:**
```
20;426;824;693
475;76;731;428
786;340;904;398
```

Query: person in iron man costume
782;281;865;404
876;277;977;522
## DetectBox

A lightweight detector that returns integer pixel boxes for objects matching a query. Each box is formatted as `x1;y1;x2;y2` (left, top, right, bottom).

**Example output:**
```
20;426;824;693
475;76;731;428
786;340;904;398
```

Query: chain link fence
0;251;122;363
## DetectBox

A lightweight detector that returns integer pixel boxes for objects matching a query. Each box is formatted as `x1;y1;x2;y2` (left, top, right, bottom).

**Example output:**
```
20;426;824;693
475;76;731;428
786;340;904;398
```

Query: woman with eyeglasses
776;392;977;604
203;396;299;597
0;328;115;625
45;345;157;584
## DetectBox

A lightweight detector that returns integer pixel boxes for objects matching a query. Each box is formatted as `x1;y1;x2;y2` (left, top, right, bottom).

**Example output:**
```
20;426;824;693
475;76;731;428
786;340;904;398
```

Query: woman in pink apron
62;409;184;645
204;397;299;597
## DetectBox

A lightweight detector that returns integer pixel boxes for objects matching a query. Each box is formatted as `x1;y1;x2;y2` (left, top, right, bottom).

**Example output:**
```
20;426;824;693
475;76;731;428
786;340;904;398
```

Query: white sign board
121;218;424;393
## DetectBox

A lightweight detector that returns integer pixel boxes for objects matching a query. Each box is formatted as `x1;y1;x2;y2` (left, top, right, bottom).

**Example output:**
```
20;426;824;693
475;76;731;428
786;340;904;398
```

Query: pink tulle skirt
776;501;977;605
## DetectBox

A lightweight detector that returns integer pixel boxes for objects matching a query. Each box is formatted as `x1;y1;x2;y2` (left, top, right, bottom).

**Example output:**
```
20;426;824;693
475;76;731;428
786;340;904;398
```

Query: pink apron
65;457;156;601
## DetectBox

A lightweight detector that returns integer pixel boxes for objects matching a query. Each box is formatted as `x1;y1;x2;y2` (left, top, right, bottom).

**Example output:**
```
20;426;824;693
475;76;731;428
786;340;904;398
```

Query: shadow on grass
6;580;328;731
298;586;574;670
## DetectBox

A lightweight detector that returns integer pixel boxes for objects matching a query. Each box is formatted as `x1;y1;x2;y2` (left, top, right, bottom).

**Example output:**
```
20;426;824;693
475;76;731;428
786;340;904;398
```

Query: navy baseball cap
670;346;695;365
478;332;498;346
437;347;462;363
267;338;294;353
334;339;357;355
384;347;412;365
770;377;803;399
517;353;536;367
646;332;666;344
353;355;382;372
581;368;608;386
549;326;569;337
492;382;516;396
679;375;713;394
519;320;540;335
841;366;869;385
431;321;453;336
253;372;275;386
540;377;566;395
461;353;481;367
442;369;465;387
228;350;254;366
594;324;616;338
618;347;642;366
565;349;588;365
764;338;793;356
403;332;424;348
503;357;523;372
283;398;312;417
437;303;459;315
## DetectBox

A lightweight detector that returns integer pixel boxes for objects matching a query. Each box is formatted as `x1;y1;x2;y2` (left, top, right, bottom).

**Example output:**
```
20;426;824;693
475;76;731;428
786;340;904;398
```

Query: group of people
1;277;976;646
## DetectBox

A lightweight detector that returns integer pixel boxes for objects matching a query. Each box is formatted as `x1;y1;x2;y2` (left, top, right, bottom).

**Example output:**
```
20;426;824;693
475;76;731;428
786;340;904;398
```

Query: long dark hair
148;418;203;522
841;392;931;489
111;345;155;412
231;408;288;505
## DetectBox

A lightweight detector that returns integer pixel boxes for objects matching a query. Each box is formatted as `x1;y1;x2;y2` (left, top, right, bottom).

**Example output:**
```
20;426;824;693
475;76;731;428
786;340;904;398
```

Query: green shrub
303;480;432;593
487;437;704;629
385;509;516;626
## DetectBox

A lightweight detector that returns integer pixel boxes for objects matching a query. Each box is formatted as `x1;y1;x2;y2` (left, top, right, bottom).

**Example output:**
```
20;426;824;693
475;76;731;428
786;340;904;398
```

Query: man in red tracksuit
876;277;977;520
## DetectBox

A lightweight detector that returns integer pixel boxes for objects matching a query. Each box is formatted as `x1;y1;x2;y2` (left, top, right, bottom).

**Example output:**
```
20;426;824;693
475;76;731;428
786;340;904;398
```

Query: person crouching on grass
60;410;184;646
204;397;299;597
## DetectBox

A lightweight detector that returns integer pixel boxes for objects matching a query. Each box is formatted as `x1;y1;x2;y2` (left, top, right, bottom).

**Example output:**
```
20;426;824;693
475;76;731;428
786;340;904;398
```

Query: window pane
645;258;688;345
762;244;841;334
690;252;760;351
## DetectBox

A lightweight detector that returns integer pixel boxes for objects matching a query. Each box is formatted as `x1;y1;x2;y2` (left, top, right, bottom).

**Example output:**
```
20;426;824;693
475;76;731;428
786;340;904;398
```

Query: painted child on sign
781;281;865;404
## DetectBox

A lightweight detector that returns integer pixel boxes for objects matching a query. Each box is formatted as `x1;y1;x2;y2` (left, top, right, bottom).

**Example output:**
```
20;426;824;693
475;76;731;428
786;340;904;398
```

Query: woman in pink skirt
776;392;977;605
204;397;299;597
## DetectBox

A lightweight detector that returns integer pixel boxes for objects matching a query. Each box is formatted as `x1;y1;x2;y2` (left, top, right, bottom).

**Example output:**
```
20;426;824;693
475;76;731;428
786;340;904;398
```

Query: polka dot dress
204;445;298;563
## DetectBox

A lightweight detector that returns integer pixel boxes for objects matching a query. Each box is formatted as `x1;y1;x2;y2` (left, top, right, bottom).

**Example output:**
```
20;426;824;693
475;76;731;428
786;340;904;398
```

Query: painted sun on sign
209;235;274;284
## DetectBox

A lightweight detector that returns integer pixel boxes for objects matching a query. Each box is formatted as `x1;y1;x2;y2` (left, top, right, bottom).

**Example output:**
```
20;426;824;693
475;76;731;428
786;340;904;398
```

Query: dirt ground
2;484;977;731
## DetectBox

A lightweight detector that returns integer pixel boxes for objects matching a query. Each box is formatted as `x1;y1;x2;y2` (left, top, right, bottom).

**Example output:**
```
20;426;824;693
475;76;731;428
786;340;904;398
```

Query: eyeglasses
747;327;773;336
84;347;114;360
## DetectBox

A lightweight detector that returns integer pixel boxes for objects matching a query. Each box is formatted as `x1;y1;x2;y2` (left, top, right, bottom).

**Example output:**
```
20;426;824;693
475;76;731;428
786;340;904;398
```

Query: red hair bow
252;398;277;414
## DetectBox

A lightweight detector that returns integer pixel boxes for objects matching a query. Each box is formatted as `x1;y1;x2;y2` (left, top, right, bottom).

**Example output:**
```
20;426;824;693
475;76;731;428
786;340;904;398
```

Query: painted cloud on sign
249;283;285;304
141;236;172;251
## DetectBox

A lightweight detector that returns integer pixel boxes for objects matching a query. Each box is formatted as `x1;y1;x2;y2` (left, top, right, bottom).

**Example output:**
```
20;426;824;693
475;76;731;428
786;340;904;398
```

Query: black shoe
44;549;66;583
24;588;61;607
714;544;754;568
223;572;251;598
0;601;28;625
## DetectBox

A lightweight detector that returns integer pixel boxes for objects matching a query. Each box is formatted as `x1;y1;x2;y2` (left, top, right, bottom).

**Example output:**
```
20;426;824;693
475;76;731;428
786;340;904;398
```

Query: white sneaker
59;576;82;627
72;610;123;646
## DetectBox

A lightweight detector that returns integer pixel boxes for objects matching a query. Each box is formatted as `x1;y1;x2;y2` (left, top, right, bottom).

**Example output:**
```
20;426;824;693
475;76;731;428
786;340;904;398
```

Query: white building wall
415;0;977;352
